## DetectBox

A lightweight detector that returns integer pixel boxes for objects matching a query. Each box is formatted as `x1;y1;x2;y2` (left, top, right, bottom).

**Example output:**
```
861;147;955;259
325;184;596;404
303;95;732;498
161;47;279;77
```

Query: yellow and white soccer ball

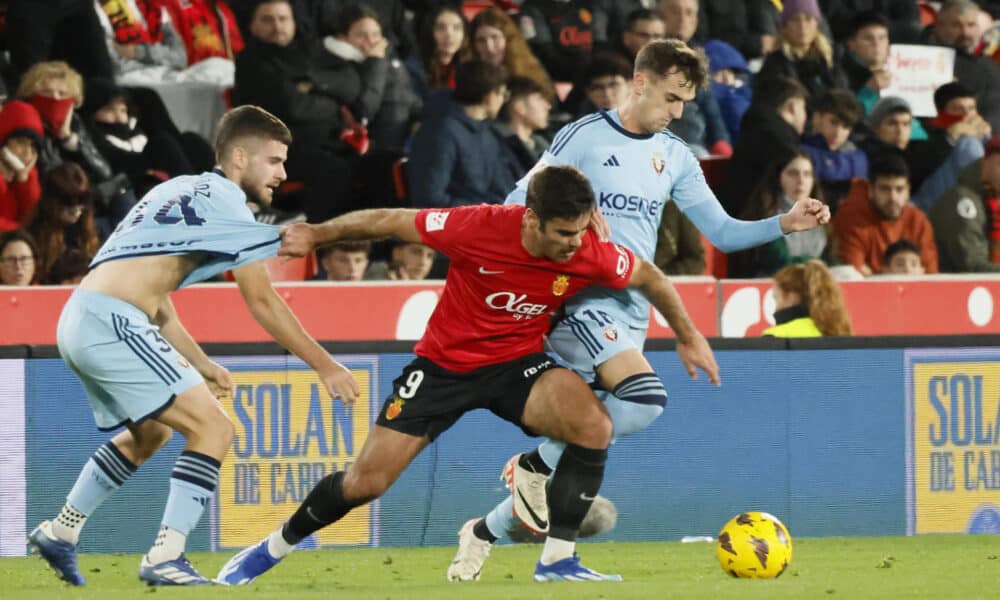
716;511;793;578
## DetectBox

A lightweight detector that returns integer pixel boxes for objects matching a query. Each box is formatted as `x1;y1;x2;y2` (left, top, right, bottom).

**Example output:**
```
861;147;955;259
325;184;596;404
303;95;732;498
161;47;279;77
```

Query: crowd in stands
3;0;1000;287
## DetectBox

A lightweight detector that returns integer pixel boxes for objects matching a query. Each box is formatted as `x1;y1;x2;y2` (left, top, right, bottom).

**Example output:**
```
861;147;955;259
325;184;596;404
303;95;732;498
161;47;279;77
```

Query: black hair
814;89;863;127
525;166;595;227
453;58;508;105
869;155;910;182
883;239;921;264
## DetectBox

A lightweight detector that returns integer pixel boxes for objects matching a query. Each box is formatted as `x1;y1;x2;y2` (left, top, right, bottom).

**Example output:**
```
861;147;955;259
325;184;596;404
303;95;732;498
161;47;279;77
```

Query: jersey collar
600;109;655;141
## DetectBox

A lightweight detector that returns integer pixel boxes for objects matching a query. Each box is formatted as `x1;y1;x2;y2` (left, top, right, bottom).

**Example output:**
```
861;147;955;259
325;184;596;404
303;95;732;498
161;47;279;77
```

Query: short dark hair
634;38;708;90
453;59;508;105
934;81;976;112
883;239;921;264
869;155;910;183
317;240;373;260
525;166;595;227
625;8;662;32
846;10;890;40
500;76;548;121
580;51;633;87
47;248;90;284
325;2;380;37
752;75;808;111
215;105;292;161
814;89;862;127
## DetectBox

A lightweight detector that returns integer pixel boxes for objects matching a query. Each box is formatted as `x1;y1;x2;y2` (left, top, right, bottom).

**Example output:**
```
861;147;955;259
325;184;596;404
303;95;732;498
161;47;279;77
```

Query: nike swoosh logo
516;489;548;530
479;267;504;275
580;492;596;501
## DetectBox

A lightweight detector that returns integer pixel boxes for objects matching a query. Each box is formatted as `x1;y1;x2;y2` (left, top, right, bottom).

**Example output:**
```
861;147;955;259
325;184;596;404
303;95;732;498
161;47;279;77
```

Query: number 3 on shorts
398;370;424;399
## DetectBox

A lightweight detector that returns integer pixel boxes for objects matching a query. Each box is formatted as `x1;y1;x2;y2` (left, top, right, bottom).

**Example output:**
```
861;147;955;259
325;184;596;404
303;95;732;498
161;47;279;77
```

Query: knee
341;467;390;505
192;407;235;447
574;408;612;448
135;425;173;462
610;403;664;439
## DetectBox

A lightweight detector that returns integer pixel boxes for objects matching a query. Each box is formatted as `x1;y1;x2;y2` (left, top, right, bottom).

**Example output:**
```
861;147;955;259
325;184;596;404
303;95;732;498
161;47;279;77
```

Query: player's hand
780;198;830;232
321;361;360;405
279;222;318;258
201;360;234;398
676;331;720;386
589;206;610;242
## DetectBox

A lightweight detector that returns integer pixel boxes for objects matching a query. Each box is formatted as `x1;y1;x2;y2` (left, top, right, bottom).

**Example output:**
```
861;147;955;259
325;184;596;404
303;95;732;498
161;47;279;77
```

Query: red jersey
414;204;635;372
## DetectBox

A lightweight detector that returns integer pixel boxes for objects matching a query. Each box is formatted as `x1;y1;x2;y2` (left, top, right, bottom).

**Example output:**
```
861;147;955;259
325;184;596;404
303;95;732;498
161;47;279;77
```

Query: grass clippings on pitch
2;535;998;599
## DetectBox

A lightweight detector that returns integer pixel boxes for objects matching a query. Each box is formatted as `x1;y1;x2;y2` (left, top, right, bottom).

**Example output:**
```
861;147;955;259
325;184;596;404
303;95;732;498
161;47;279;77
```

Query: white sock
266;526;296;558
540;536;575;565
51;504;88;545
146;526;186;564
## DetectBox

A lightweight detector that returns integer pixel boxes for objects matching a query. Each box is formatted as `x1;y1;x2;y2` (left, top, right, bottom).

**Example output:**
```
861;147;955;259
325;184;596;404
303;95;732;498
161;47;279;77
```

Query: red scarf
928;111;965;131
164;0;244;64
100;0;165;45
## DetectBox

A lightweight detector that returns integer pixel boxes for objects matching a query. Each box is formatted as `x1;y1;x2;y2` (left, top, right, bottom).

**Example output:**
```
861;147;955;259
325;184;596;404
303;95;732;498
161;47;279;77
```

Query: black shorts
375;352;564;441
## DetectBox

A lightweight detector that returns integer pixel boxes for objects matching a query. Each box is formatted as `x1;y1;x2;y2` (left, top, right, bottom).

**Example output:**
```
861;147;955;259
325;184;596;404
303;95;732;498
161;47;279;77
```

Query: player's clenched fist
321;361;361;405
279;223;318;258
780;197;831;232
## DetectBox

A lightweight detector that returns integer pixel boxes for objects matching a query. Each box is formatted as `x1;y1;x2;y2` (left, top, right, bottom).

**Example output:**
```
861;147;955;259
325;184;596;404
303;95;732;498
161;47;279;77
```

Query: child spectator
48;247;91;285
0;100;44;231
495;76;553;179
801;89;868;210
316;240;372;282
566;51;632;117
0;229;40;286
24;162;101;283
881;239;926;275
764;260;853;337
703;39;752;143
366;241;435;280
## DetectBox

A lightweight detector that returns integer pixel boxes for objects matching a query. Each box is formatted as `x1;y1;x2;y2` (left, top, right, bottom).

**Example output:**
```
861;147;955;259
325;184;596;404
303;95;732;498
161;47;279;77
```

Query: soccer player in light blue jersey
27;106;359;587
447;39;831;581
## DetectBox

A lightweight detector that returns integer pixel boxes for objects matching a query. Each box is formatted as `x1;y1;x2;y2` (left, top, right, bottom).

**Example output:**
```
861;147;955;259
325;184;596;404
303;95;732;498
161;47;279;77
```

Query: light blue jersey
507;109;785;328
92;169;282;288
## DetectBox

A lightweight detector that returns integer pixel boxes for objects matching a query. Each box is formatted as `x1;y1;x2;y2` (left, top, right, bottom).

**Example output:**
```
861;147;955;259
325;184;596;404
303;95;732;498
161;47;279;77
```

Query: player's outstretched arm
154;297;234;398
628;258;720;386
279;209;423;258
232;261;360;403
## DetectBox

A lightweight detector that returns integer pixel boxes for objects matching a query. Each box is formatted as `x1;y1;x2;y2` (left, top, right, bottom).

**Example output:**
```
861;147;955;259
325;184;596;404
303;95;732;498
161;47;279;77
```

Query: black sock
546;445;607;541
519;449;553;476
283;472;360;544
472;518;498;543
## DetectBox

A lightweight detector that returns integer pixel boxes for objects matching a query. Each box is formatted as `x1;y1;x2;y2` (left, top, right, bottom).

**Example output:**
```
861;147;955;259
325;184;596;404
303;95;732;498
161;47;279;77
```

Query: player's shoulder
425;203;524;230
549;111;609;156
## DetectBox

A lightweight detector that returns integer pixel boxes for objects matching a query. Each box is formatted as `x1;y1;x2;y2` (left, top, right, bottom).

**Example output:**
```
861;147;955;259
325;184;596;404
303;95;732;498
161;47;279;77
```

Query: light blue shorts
546;306;647;384
57;289;204;431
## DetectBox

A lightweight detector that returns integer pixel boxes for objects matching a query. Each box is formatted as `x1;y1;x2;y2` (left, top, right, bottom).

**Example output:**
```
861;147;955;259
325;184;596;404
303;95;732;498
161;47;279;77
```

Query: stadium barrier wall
3;337;1000;557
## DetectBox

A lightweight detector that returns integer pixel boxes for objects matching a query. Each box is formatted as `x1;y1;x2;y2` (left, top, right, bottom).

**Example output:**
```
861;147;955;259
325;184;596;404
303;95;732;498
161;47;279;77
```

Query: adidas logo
603;155;621;167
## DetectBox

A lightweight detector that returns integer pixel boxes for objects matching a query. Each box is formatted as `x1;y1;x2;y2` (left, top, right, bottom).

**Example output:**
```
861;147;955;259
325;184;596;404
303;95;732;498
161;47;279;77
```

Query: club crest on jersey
386;397;405;420
552;274;570;296
603;326;618;342
652;153;665;175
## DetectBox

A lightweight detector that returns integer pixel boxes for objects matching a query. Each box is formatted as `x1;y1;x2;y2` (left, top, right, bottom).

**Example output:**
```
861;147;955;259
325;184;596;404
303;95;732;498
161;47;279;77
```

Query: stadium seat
700;234;728;279
264;253;317;281
699;156;729;195
392;157;410;204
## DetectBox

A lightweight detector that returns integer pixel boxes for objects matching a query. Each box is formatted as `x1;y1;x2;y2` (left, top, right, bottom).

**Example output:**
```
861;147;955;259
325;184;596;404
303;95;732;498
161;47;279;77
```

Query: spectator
163;0;246;66
928;135;1000;272
800;89;868;209
471;8;555;99
17;61;136;229
316;240;372;281
840;12;894;116
833;155;939;275
407;59;515;208
6;0;113;83
616;9;667;62
731;151;832;277
653;201;705;275
405;6;471;102
764;259;853;337
566;51;633;117
694;0;781;60
722;76;808;216
821;0;922;43
495;76;553;179
0;100;44;231
316;2;421;153
756;0;847;110
47;247;91;284
658;0;732;157
234;0;360;222
881;239;926;274
592;0;645;49
366;241;435;280
0;229;40;286
908;83;989;210
922;0;1000;131
94;0;198;85
703;39;752;143
518;0;596;82
315;0;417;61
24;162;101;283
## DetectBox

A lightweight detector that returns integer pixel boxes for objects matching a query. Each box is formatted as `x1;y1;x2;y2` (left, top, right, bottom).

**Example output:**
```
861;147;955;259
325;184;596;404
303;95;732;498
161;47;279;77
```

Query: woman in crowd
764;260;853;337
405;6;472;101
24;162;100;284
731;151;832;277
470;8;554;99
0;229;40;286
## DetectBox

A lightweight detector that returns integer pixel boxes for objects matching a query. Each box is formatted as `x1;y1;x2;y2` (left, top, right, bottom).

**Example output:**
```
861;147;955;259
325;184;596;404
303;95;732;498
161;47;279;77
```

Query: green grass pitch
2;535;998;599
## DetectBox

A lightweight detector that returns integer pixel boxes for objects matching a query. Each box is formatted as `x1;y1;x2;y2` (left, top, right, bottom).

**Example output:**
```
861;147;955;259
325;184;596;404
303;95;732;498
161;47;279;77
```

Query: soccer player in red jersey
217;166;719;584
